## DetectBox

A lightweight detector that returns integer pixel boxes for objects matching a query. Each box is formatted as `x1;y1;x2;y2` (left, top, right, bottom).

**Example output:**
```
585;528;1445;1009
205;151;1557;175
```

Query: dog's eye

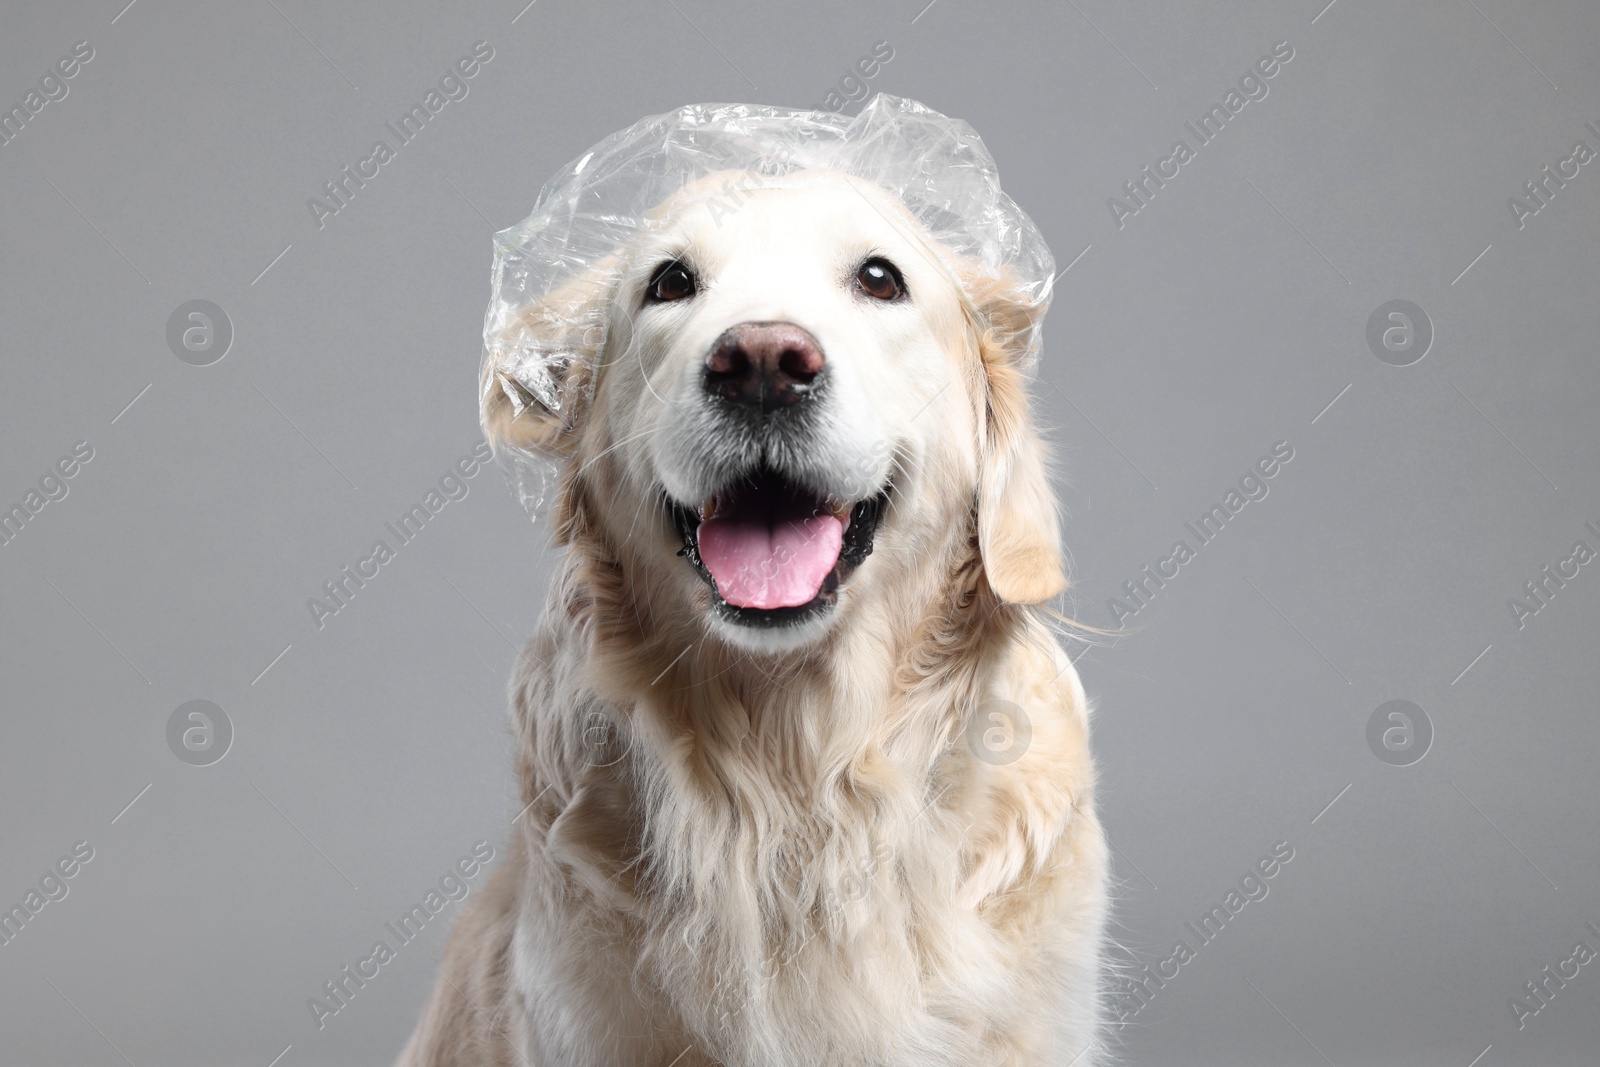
855;257;906;302
645;260;698;303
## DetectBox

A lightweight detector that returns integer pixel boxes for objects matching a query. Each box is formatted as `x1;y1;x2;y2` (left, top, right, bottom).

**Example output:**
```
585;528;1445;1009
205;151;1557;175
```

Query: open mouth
669;466;888;628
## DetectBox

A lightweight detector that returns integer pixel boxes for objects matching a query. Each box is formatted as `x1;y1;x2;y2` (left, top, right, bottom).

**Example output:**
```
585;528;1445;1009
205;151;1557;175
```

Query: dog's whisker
579;425;656;478
649;643;695;687
623;484;660;545
632;335;690;422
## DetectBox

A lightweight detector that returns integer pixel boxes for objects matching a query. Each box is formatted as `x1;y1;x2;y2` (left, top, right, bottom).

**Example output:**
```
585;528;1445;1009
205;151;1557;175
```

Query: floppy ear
480;261;619;460
966;272;1067;605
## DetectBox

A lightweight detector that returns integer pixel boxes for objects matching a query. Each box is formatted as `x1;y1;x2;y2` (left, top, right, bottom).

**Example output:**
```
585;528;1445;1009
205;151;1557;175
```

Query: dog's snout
704;322;825;412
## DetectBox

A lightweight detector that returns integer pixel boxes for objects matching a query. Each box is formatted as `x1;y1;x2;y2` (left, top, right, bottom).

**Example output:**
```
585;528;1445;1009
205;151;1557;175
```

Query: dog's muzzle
664;321;891;628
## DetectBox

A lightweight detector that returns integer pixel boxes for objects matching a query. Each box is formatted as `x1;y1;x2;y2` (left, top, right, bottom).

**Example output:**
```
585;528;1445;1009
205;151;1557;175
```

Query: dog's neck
559;480;1014;796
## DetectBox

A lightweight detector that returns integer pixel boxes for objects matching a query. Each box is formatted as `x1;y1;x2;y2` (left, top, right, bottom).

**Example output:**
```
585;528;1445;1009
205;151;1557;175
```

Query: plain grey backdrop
2;0;1598;1064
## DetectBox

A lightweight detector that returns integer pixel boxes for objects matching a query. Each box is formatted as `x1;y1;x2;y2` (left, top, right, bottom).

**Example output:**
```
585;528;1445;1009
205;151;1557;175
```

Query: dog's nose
704;322;825;412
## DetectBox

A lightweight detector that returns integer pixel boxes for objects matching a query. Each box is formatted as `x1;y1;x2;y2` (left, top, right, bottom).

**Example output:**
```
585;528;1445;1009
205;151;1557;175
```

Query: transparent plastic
481;94;1055;518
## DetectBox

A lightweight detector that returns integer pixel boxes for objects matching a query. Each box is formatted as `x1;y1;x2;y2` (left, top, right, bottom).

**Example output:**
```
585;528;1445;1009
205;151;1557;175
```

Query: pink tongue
697;512;845;610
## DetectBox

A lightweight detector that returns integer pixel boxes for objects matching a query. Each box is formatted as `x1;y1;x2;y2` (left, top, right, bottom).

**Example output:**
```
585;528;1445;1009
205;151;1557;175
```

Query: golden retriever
399;166;1107;1066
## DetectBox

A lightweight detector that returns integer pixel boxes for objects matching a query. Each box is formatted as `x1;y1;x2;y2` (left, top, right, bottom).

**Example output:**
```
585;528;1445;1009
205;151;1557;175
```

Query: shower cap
481;93;1055;518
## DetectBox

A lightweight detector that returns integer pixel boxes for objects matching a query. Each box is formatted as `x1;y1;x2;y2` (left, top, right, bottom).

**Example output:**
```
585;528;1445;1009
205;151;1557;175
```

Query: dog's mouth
670;466;888;628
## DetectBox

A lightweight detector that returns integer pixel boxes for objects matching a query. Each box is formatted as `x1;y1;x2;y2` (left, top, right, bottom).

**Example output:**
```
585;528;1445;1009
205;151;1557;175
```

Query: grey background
1;0;1597;1064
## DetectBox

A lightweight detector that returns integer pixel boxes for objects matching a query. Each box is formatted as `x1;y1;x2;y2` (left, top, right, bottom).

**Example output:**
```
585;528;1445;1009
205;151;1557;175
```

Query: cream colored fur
399;173;1107;1066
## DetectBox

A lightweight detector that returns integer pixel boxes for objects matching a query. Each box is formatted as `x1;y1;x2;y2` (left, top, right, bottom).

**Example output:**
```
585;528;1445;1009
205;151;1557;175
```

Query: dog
399;144;1107;1066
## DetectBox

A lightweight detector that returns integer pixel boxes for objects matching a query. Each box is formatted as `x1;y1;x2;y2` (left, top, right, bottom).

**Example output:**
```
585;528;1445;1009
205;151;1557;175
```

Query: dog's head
485;169;1063;654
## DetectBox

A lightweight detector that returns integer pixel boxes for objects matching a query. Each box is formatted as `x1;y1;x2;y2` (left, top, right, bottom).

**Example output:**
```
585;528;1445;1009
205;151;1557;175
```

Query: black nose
704;322;826;412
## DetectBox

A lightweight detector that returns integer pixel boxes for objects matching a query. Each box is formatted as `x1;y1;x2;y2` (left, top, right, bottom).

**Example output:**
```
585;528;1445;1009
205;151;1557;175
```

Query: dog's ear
481;261;619;460
965;271;1067;605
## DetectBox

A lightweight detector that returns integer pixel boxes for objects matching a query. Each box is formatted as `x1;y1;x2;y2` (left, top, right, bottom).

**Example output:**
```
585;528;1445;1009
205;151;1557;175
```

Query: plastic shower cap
481;93;1055;518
